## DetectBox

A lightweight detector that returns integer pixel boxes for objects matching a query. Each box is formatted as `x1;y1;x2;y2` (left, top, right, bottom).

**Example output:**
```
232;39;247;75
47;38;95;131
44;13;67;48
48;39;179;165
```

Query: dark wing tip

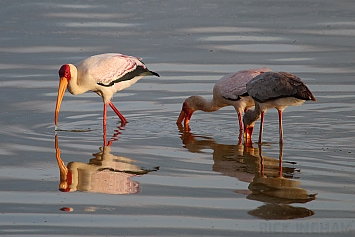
97;67;159;87
150;71;160;77
97;81;114;87
222;95;241;101
247;71;318;103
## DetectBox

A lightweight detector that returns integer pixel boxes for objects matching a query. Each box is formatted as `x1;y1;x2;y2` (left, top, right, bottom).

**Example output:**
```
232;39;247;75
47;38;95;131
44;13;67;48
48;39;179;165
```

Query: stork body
176;67;271;130
55;53;159;126
243;72;316;144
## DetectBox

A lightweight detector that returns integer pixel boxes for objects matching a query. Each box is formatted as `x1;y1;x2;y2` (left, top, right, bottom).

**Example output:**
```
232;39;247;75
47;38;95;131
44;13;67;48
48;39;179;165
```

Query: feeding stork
177;67;271;130
243;71;316;145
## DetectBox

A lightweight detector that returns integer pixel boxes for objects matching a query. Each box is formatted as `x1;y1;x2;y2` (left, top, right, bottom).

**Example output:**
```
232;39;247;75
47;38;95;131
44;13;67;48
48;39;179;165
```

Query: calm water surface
0;0;355;236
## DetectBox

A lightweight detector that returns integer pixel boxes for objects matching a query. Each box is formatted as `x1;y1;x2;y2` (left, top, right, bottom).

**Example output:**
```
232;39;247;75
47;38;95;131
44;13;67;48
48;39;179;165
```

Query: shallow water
0;0;355;236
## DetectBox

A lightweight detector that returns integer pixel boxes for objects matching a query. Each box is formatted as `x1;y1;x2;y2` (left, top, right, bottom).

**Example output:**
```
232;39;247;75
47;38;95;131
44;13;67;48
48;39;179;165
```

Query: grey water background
0;0;355;236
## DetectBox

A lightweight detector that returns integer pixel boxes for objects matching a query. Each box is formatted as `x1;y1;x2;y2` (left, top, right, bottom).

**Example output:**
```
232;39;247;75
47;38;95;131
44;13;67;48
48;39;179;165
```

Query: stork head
176;97;198;125
243;110;258;147
59;176;72;192
243;125;254;147
55;64;74;125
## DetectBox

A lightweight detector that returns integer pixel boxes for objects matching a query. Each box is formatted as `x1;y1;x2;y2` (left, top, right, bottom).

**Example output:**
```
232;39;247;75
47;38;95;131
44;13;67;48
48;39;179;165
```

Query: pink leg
237;111;243;131
109;101;127;124
103;125;107;146
237;130;242;145
278;110;283;144
103;103;107;146
278;143;283;177
258;111;265;144
258;145;264;177
103;103;107;127
106;128;122;146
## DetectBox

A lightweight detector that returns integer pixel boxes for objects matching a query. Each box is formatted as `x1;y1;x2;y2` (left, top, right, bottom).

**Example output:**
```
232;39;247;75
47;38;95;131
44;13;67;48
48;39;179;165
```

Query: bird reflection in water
245;144;317;219
178;125;316;220
55;127;158;194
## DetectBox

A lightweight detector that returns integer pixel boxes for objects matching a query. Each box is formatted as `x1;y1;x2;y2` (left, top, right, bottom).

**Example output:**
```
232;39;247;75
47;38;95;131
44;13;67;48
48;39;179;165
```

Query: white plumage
55;53;159;126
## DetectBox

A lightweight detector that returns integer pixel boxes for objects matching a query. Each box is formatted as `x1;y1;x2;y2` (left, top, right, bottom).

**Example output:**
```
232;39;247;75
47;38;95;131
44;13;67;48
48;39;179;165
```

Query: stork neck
196;96;219;112
66;64;87;95
243;102;262;127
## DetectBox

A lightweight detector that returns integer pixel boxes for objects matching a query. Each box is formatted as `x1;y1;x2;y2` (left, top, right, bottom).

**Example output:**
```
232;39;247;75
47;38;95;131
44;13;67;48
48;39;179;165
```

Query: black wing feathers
222;92;249;101
98;66;160;87
246;72;316;103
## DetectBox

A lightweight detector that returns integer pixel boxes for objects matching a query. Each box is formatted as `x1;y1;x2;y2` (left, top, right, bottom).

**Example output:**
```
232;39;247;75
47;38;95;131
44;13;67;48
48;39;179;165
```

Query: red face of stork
176;101;194;125
243;125;254;147
55;64;71;125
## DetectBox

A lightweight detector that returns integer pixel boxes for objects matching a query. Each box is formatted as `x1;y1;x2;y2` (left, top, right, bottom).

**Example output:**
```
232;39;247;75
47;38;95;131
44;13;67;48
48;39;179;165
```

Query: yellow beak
55;134;70;191
176;110;188;125
55;77;68;125
244;126;254;147
176;102;193;126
